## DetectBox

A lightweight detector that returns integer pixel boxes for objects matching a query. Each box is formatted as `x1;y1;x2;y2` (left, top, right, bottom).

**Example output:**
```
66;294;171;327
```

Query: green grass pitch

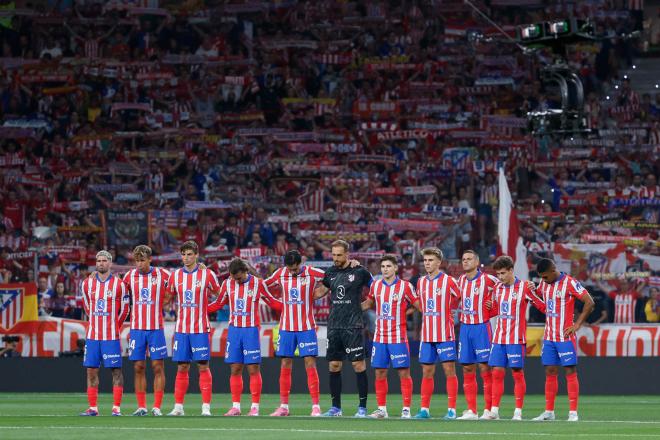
1;393;659;439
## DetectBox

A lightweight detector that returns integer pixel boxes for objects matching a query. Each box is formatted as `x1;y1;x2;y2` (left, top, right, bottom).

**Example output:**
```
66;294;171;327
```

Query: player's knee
231;364;243;375
281;358;293;369
545;366;559;376
329;361;342;372
375;369;387;379
352;360;366;373
462;363;476;374
134;362;146;374
151;361;164;374
397;368;411;379
303;357;316;369
177;363;191;373
248;364;260;375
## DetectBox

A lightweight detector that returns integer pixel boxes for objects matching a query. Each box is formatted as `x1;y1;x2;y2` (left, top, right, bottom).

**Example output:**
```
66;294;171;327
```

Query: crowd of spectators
0;0;658;326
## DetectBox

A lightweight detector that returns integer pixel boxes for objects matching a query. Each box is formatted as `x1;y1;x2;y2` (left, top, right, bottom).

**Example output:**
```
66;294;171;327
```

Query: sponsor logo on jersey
140;288;150;301
96;299;105;311
184;289;193;302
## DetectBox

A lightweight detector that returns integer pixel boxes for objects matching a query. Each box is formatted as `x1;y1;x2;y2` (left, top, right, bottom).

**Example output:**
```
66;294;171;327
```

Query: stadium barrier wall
2;357;658;395
3;318;659;358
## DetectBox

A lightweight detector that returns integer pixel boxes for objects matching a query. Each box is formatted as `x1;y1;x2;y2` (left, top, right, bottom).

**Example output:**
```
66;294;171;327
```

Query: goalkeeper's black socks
356;370;368;408
330;371;342;409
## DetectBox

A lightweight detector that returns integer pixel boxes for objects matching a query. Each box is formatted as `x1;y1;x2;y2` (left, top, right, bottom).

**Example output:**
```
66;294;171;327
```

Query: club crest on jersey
473;286;479;294
96;299;105;311
184;289;193;302
195;280;201;287
300;278;308;285
246;289;255;297
434;287;442;294
391;293;399;301
151;278;158;285
348;274;355;283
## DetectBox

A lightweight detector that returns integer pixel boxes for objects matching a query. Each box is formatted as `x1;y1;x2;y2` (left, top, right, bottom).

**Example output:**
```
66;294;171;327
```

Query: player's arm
208;281;228;313
564;281;595;337
525;282;546;314
316;271;333;299
117;282;131;324
259;281;282;313
80;281;90;316
448;276;460;311
361;284;375;311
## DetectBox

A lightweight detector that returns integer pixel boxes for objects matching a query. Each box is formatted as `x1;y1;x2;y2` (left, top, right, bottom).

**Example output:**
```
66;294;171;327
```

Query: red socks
545;373;558;411
153;390;164;409
250;372;262;404
491;369;506;408
306;367;320;405
447;376;458;409
199;369;213;405
400;376;413;408
174;371;189;405
280;367;292;405
512;370;526;409
230;374;243;403
481;370;492;410
463;372;477;413
375;377;388;407
566;372;579;412
135;391;146;409
112;386;123;407
420;377;434;408
87;386;98;408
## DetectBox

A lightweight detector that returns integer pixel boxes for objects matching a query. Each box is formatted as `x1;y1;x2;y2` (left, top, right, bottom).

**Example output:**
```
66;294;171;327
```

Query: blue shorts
488;343;525;368
541;339;578;366
419;341;457;364
458;322;492;364
277;329;318;358
172;332;210;363
371;342;410;369
225;325;261;364
128;329;168;361
83;339;122;368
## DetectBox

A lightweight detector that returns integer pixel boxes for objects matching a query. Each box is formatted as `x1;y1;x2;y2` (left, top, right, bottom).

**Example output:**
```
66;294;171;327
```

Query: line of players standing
78;239;594;422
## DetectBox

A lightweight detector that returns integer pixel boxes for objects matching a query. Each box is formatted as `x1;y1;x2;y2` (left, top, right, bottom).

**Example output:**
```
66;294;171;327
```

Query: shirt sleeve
208;281;228;313
117;281;131;324
80;280;90;316
405;281;418;303
367;282;376;301
322;270;332;288
361;267;373;288
259;280;282;313
525;283;546;314
569;277;588;300
264;268;280;289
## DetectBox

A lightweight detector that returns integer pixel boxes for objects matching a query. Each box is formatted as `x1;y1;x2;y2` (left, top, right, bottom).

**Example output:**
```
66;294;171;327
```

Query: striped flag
0;283;38;331
497;167;528;280
297;188;325;213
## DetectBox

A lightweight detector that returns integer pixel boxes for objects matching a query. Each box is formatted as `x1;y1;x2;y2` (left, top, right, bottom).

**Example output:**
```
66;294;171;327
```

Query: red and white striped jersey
492;279;546;344
538;273;589;342
368;277;417;344
417;272;459;342
209;275;281;327
265;265;325;331
297;188;324;212
81;275;129;341
457;271;498;324
123;267;171;331
167;266;220;334
610;291;639;323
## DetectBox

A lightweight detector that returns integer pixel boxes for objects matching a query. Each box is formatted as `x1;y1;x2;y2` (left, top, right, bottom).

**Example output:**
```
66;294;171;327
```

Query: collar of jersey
286;266;305;277
553;272;566;284
467;270;481;282
139;267;154;276
182;264;199;274
426;272;444;281
503;277;519;287
95;273;113;283
239;274;252;284
382;276;399;287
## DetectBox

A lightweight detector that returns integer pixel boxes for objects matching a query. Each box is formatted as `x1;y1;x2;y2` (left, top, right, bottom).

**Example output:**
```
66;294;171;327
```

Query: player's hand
199;263;207;270
88;271;98;279
563;323;580;337
349;259;361;268
485;299;492;310
525;281;536;291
